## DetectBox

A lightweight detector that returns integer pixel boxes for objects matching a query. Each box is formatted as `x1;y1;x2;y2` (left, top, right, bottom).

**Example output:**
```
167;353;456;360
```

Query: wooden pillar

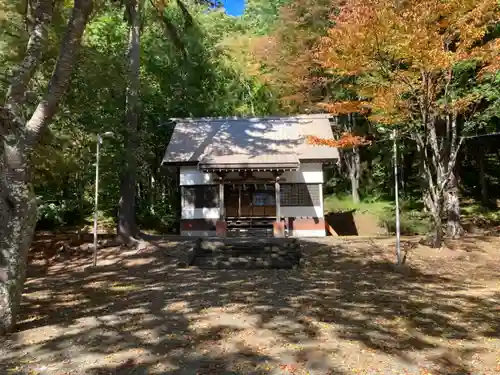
275;175;281;222
273;172;285;237
238;185;242;218
216;174;227;237
219;176;225;220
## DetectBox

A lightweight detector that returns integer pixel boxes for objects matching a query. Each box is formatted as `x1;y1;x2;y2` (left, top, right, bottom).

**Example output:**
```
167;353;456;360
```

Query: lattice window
280;184;321;207
253;191;275;206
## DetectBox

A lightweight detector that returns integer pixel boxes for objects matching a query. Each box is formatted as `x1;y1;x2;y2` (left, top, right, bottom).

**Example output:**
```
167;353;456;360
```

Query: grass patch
461;200;500;228
324;195;430;235
324;195;391;215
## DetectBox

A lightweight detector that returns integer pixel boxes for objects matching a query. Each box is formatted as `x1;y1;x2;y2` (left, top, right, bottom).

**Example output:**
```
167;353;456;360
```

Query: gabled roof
161;114;339;169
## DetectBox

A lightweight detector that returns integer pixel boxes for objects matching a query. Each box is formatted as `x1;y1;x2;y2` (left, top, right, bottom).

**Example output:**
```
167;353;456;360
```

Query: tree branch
2;0;54;134
175;0;193;28
24;0;94;149
149;0;187;58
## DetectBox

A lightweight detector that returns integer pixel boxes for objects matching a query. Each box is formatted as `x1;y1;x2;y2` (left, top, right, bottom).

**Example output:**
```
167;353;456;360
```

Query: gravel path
1;235;499;374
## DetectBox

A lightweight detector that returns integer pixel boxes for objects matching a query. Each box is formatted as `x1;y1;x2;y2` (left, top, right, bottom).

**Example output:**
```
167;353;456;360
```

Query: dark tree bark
477;147;489;205
341;114;361;203
0;0;93;335
118;0;143;245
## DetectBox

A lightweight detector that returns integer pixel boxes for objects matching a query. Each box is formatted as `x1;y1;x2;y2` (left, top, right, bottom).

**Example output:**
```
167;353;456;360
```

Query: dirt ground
1;234;499;375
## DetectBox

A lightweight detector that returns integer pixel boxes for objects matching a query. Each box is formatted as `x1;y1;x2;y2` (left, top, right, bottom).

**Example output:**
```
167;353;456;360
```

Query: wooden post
238;185;242;218
273;173;285;237
219;177;225;220
275;175;281;222
216;174;227;237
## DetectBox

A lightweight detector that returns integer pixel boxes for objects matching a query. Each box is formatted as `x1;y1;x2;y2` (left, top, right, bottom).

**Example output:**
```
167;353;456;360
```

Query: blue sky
222;0;245;16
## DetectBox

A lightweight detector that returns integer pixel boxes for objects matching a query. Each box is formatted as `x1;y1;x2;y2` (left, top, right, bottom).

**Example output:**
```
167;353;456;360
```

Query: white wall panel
181;207;219;219
281;206;323;218
291;229;326;237
281;163;324;183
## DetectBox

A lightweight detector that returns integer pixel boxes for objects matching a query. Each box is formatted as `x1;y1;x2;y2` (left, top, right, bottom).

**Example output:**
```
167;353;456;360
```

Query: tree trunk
118;0;143;245
432;211;443;248
0;0;93;335
344;114;360;203
349;147;360;203
421;189;444;248
414;104;463;248
0;150;38;335
477;148;488;206
445;173;463;239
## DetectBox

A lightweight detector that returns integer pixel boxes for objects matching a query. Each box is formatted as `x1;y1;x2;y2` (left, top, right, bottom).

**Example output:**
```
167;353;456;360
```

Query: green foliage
324;195;430;236
3;0;499;235
0;1;278;232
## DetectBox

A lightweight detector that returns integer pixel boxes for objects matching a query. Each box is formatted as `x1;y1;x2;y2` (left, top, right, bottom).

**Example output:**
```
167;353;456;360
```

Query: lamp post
93;131;113;267
393;129;402;265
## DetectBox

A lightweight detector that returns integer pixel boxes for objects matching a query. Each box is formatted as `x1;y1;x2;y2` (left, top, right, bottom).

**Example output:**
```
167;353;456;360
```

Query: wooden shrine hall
161;115;339;237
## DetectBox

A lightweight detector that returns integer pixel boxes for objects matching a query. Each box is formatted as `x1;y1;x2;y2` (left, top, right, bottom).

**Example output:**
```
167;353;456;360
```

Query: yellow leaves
151;0;168;14
317;101;369;115
450;93;483;114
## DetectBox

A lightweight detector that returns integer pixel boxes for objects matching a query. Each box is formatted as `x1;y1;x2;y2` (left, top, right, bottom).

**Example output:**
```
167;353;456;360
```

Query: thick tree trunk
0;149;38;335
414;119;463;248
118;0;143;245
432;211;443;248
0;0;93;335
421;190;444;248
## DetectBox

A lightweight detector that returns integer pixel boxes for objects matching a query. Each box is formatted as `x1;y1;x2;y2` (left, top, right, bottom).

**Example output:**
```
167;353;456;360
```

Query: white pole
93;134;101;267
393;129;402;265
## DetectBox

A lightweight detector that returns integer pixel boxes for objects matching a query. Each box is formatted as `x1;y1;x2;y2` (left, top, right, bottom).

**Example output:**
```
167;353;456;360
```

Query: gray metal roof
161;114;339;167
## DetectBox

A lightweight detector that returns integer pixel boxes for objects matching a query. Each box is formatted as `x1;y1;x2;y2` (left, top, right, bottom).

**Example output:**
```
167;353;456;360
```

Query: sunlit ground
1;234;499;374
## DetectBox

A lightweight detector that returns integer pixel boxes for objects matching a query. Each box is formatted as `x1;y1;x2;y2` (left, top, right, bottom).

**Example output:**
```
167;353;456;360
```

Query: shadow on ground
1;236;499;374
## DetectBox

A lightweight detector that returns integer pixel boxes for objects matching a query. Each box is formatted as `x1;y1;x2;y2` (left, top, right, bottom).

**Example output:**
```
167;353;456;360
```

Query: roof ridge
169;114;331;122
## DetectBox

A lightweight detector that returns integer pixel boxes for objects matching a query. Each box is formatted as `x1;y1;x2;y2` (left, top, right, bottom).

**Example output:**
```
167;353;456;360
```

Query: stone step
193;255;297;269
183;238;302;269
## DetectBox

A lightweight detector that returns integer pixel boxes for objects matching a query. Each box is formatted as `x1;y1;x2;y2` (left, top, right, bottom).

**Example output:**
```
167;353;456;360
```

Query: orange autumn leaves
306;0;500;148
317;0;499;111
307;134;371;148
318;0;499;74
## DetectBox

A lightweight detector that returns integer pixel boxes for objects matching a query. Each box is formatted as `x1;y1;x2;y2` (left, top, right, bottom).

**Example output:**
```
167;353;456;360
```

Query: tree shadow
1;236;499;374
324;210;358;235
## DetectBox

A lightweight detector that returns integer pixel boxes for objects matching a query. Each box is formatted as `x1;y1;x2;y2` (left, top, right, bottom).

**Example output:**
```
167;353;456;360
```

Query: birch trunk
0;0;93;335
348;147;360;203
444;115;464;238
445;172;463;238
117;0;143;245
414;116;462;248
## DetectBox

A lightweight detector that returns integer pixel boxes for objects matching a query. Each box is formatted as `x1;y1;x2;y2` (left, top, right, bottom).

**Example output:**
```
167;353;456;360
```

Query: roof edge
169;114;332;123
